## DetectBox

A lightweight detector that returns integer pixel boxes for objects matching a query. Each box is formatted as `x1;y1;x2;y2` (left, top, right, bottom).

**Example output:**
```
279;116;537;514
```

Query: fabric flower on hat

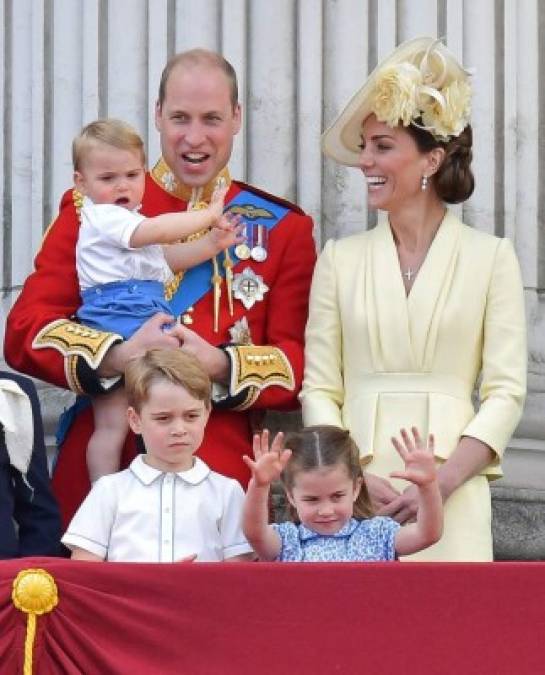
420;79;471;140
372;63;423;128
371;40;472;141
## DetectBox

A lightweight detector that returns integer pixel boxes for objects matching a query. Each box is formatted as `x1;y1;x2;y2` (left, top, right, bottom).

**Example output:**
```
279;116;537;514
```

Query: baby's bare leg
87;388;129;483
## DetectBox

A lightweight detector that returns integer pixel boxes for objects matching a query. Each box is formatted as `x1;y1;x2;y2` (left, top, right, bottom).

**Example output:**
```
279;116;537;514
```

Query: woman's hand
364;472;401;512
377;484;419;525
242;429;292;488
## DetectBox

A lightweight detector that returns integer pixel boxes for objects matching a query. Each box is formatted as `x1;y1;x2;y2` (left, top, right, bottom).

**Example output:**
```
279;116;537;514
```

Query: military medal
250;224;268;262
233;268;269;310
234;243;251;260
234;223;251;260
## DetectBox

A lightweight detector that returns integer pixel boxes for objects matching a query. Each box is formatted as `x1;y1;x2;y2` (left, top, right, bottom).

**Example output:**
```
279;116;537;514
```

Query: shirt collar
150;157;232;204
129;455;210;486
299;518;359;542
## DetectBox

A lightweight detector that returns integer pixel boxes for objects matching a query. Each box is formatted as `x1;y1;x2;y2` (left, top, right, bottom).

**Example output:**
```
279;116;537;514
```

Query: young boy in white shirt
62;349;253;562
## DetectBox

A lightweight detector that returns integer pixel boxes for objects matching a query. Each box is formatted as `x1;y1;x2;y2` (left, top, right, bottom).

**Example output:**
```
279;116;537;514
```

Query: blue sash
168;189;290;316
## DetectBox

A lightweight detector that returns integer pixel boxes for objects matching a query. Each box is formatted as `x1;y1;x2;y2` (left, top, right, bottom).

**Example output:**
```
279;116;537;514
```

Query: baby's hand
390;427;437;487
211;211;243;235
208;185;229;221
242;429;292;488
209;216;245;252
176;553;197;563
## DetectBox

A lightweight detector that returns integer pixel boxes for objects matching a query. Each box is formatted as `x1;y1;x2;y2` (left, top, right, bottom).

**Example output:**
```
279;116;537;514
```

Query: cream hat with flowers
322;37;472;167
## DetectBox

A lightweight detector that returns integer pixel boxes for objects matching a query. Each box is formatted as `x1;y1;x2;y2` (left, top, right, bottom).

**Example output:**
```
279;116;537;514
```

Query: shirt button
164;507;170;513
163;540;170;545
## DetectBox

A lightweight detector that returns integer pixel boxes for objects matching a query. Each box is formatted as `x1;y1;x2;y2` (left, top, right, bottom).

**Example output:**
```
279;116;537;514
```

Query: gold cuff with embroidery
32;319;123;371
224;345;295;399
230;386;261;411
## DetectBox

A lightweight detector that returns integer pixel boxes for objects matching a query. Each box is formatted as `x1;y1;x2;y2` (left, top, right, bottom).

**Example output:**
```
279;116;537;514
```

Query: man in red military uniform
5;49;316;528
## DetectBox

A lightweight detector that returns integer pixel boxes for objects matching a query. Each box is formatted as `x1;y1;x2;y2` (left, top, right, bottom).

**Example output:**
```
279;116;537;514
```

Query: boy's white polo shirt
62;455;253;562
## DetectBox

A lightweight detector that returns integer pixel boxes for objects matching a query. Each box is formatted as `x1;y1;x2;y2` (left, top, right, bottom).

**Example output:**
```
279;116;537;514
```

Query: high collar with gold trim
150;157;231;205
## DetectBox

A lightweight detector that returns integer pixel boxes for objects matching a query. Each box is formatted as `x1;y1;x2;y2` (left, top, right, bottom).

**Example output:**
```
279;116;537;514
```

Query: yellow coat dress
301;211;526;561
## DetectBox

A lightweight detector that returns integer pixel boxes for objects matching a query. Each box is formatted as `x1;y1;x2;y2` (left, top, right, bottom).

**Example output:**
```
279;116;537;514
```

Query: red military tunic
5;160;316;527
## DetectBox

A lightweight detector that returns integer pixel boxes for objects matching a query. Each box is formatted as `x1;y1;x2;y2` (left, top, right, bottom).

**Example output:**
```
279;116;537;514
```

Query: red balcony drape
1;558;543;674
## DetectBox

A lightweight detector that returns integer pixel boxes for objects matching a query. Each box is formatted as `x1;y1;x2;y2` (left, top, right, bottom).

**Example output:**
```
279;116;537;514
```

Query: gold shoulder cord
151;162;233;330
181;179;234;332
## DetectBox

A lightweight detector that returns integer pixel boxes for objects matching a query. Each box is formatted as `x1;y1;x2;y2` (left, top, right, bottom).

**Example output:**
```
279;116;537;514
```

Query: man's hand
242;429;292;488
98;312;182;377
170;324;230;384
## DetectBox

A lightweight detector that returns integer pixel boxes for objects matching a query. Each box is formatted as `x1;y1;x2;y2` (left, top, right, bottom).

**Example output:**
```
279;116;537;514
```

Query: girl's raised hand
242;429;292;488
390;427;437;487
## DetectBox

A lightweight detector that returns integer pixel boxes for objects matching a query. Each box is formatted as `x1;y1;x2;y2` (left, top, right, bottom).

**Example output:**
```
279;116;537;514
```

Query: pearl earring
421;175;429;191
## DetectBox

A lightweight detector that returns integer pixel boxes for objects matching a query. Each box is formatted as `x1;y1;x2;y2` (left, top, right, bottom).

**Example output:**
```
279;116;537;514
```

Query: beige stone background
1;1;543;557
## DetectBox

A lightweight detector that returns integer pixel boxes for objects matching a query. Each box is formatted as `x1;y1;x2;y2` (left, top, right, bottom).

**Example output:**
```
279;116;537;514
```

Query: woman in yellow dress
301;37;526;560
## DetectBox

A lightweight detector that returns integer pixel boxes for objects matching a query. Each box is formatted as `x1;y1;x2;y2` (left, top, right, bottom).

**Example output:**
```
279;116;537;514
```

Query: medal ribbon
168;190;290;317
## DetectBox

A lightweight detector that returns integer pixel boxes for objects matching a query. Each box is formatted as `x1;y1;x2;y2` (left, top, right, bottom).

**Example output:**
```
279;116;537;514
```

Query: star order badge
228;316;252;344
232;268;269;310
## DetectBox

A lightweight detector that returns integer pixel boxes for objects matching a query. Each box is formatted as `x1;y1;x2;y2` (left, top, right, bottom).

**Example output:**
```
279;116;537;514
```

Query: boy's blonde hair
72;118;145;171
124;349;211;412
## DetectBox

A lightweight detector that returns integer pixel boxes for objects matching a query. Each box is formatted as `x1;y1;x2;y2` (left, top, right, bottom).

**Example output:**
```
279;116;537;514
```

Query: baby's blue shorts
77;280;173;339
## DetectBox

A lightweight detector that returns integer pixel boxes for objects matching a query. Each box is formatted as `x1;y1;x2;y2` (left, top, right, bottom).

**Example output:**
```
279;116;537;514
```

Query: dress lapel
407;210;462;369
366;210;462;372
366;213;415;371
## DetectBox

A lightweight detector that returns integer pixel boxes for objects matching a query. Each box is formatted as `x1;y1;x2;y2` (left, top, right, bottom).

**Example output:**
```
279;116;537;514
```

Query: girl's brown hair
281;425;374;521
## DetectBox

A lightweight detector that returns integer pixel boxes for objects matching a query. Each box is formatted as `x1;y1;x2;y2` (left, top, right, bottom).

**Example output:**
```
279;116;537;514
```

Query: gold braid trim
231;385;261;411
150;160;232;313
73;188;84;212
66;354;85;395
224;345;295;397
33;319;123;373
150;157;231;203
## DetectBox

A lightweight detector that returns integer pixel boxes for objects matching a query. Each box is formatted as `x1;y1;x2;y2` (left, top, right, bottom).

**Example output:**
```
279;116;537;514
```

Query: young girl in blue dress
242;425;442;561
